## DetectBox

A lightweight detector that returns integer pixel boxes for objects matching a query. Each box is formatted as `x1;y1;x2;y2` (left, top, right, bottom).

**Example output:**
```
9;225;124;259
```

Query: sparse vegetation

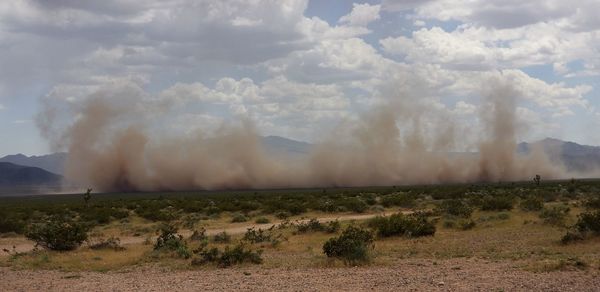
3;179;600;273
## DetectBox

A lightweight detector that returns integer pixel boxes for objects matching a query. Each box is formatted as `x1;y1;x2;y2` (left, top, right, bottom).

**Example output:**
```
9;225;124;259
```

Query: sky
0;0;599;157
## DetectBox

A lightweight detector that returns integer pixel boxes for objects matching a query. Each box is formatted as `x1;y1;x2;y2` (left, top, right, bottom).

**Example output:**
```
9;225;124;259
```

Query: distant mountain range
0;152;66;175
0;162;62;187
518;138;600;173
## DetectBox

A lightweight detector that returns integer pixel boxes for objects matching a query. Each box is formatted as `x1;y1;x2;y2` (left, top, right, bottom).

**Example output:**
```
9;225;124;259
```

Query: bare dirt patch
1;258;598;291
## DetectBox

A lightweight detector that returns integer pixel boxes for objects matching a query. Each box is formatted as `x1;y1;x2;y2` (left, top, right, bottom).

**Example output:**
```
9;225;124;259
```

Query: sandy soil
1;258;598;291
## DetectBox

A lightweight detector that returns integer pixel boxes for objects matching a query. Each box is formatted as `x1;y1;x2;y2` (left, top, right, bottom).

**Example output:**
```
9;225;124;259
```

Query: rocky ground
2;258;598;291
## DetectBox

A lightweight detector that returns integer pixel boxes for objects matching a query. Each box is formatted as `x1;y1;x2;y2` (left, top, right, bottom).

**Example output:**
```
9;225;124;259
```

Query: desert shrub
192;247;220;265
480;195;514;211
561;230;585;244
205;206;221;216
380;193;416;208
362;194;377;205
154;223;190;258
218;244;263;267
496;212;510;220
275;211;290;219
192;244;262;267
296;218;323;233
190;228;208;242
88;236;125;251
325;220;341;233
442;220;456;228
520;196;544;211
439;199;473;218
213;231;231;243
561;210;600;244
458;219;476;230
367;213;435;238
0;215;25;234
575;211;600;233
323;225;374;264
584;197;600;209
539;205;570;226
341;197;368;213
230;213;248;223
296;219;341;234
182;213;202;229
242;227;284;246
25;216;89;251
255;217;270;224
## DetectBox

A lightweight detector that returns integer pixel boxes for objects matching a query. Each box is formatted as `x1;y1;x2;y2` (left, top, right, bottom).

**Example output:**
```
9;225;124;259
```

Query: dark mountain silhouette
0;152;66;175
0;162;62;187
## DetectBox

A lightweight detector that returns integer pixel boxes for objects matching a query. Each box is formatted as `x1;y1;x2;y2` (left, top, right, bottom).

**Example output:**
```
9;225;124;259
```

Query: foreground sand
2;258;598;291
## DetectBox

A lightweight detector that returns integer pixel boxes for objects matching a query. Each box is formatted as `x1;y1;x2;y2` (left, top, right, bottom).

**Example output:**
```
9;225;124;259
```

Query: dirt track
2;258;598;291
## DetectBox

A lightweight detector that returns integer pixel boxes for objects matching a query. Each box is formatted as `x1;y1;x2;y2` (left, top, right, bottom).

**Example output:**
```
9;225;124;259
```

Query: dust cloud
37;79;565;191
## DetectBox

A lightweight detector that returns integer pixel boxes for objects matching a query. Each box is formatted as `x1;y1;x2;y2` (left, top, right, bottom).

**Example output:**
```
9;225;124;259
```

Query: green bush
367;213;435;238
0;215;25;234
296;219;341;234
231;213;249;223
458;219;476;230
584;197;600;209
380;193;416;208
341;197;368;213
325;220;341;233
520;196;544;211
539;205;570;226
154;223;190;258
439;199;473;218
575;211;600;233
275;211;290;219
213;231;231;243
480;195;514;211
296;219;323;233
25;216;89;251
323;225;374;264
192;244;263;267
242;227;284;246
561;210;600;244
190;228;208;242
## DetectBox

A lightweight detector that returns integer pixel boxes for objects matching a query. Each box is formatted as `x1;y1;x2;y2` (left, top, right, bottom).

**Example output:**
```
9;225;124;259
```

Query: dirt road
1;258;598;291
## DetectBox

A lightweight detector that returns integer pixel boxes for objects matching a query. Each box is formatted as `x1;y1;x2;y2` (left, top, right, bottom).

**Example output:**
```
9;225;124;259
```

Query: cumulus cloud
338;3;381;26
0;0;597;157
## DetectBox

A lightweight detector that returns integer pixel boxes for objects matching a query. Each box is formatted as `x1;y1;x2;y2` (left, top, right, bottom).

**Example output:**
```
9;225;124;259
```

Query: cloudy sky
0;0;599;156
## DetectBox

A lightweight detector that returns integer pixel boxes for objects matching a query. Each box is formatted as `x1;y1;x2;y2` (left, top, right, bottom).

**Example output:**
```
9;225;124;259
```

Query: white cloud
338;3;381;27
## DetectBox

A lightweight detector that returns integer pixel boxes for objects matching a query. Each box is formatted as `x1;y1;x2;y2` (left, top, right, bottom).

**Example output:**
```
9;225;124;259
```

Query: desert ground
2;182;600;291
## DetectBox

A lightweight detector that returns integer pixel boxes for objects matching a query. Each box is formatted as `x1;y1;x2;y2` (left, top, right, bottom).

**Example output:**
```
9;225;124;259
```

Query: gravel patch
2;258;598;291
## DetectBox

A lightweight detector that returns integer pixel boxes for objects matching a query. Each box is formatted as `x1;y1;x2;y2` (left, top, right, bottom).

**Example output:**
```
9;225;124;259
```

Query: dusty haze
37;78;567;192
